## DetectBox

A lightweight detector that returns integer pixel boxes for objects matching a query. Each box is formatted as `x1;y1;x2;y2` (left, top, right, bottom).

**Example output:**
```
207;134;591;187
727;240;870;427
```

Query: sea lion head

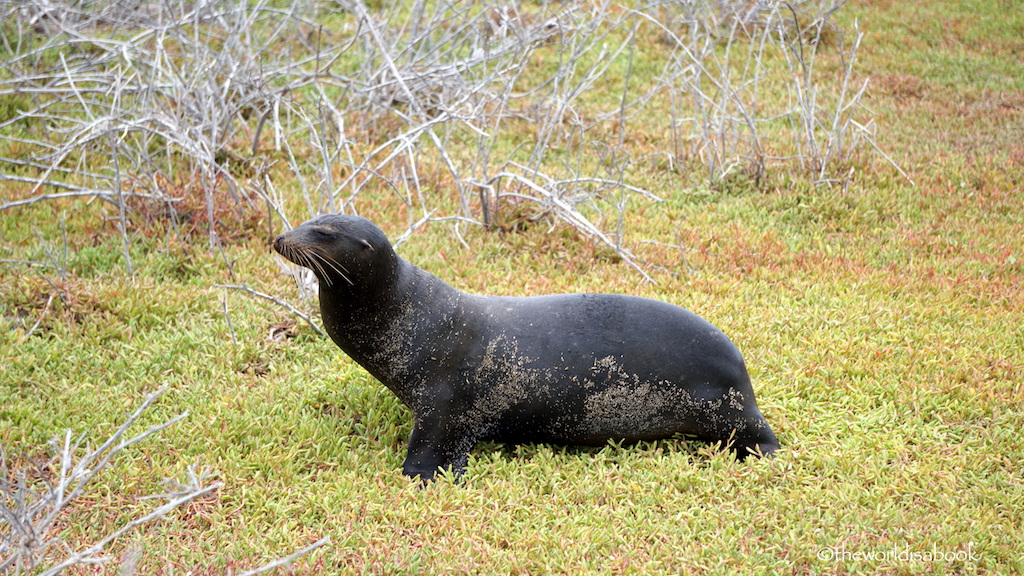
273;214;397;290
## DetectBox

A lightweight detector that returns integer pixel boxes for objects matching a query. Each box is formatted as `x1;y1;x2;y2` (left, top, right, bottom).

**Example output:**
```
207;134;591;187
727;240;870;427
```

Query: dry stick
215;283;326;338
663;2;891;185
32;0;260;224
715;18;738;172
783;2;822;173
277;132;317;217
250;174;292;232
477;170;655;284
853;120;914;185
467;32;534;187
32;226;66;282
350;0;466;200
56;408;189;526
525;6;601;175
710;15;766;179
109;135;136;280
236;536;332;576
0;385;202;572
21;292;56;342
392;209;438;248
283;102;335;215
335;113;449;205
786;11;907;184
222;295;238;346
747;12;775;181
481;6;650;246
633;9;752;183
0;154;108;182
617;16;639;150
817;25;861;179
314;84;357;214
28;52;105;196
313;99;338;215
3;4;353;235
504;161;661;202
320;86;360;185
833;32;907;184
39;482;222;576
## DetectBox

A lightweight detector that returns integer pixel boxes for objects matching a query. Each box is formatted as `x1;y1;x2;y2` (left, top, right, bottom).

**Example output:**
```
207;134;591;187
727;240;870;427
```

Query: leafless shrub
0;385;329;574
0;0;904;285
241;0;663;277
0;0;326;248
0;386;217;573
643;0;905;188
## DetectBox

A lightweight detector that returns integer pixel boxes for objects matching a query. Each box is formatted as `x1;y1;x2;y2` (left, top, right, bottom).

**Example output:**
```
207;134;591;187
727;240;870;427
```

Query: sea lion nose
273;234;285;254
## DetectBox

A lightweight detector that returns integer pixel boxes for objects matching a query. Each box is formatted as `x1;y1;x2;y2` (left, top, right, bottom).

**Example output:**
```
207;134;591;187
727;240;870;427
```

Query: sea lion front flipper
402;398;476;482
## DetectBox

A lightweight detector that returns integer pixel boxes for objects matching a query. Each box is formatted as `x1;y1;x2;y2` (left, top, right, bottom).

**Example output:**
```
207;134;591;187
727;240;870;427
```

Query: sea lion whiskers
280;242;331;287
299;249;332;287
310;251;353;286
275;233;352;287
303;249;336;287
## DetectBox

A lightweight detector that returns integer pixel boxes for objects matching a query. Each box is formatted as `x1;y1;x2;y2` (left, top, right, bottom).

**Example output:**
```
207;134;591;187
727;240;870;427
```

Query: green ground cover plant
1;0;1022;573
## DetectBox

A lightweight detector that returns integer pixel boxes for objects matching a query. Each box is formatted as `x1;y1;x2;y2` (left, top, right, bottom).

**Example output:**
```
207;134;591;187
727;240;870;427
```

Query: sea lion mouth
274;234;352;287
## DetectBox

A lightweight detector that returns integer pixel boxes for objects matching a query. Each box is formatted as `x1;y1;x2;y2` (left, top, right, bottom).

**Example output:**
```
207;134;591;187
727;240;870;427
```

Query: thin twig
236;537;332;576
216;283;326;338
0;384;216;573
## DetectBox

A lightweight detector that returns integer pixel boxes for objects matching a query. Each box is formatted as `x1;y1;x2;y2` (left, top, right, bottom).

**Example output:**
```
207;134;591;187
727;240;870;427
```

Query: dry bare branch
0;385;220;574
216;283;326;338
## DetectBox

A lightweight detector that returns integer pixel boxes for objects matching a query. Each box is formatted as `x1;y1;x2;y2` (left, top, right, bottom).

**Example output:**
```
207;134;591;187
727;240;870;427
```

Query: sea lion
273;214;779;481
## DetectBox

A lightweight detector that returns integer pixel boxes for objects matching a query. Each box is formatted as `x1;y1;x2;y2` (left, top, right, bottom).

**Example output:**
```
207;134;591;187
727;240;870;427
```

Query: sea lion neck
317;258;464;409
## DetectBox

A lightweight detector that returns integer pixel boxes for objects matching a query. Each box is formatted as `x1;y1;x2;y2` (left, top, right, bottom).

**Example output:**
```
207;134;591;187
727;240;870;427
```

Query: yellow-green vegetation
2;0;1022;574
